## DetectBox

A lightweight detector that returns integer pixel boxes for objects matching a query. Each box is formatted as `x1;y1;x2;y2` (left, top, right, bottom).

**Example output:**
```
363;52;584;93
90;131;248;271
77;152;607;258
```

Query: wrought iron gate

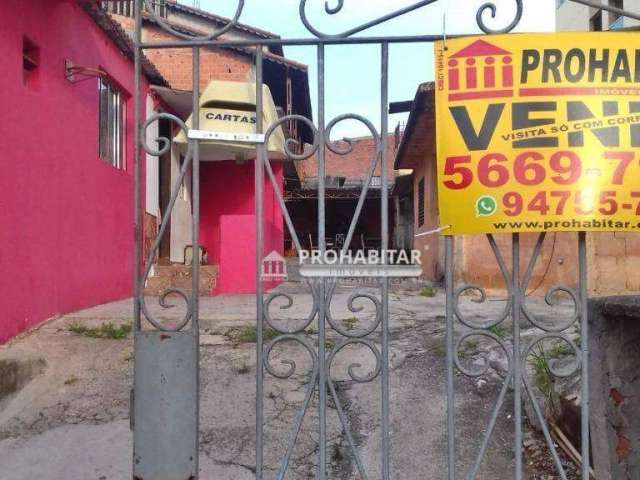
131;1;639;479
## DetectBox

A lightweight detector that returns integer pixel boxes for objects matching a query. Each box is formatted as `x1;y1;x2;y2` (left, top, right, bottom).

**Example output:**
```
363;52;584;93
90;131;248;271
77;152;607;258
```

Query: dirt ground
0;283;579;479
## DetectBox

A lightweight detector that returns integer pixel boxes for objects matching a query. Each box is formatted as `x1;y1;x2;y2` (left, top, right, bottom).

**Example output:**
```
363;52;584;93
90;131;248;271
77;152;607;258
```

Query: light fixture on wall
64;59;108;84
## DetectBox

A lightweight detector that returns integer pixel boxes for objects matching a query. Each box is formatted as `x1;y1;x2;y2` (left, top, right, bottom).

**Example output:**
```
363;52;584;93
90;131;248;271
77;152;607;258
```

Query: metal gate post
579;232;590;480
380;41;392;479
254;44;265;480
131;1;200;478
445;235;455;480
512;233;523;479
316;43;328;480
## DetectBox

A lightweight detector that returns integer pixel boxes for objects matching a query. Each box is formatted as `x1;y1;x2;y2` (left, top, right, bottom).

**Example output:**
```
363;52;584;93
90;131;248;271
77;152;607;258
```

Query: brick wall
409;146;640;294
590;232;640;294
111;15;253;90
438;230;640;296
458;233;580;294
413;151;442;281
144;25;253;90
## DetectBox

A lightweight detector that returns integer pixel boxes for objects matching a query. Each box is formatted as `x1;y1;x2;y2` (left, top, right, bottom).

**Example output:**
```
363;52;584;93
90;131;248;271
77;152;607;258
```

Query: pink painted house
0;0;166;342
0;1;310;342
102;2;313;298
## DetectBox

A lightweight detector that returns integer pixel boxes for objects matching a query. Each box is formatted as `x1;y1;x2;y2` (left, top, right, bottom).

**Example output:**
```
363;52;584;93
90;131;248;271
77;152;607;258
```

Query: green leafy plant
548;342;574;359
528;346;554;399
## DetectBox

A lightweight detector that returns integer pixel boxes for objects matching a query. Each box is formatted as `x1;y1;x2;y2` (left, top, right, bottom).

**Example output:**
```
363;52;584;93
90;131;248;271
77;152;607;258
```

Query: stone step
144;264;218;296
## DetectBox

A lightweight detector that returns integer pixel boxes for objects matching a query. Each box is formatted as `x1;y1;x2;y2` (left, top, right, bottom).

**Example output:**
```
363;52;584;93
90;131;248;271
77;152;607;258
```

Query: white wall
556;1;592;31
622;0;640;28
145;95;160;217
169;146;193;264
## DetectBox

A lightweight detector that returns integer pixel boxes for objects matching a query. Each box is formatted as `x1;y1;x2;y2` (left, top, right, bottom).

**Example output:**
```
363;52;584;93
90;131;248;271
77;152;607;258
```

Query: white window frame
98;77;126;169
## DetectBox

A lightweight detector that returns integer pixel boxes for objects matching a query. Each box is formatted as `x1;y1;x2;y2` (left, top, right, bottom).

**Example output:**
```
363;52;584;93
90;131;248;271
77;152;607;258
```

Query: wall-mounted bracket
65;59;108;83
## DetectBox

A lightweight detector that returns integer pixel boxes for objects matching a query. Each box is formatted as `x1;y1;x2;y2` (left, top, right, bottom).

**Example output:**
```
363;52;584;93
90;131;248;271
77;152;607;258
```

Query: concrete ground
0;284;578;479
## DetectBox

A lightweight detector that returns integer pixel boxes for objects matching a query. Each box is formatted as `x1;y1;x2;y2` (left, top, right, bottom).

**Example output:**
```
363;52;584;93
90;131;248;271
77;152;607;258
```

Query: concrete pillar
588;296;640;480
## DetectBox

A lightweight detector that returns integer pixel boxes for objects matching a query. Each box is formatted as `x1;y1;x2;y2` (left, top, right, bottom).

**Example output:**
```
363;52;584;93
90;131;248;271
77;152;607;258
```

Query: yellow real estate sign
435;33;640;235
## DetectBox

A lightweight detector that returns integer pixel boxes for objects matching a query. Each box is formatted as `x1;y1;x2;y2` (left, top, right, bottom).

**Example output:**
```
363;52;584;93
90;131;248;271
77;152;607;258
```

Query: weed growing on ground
234;326;279;343
64;376;79;386
463;339;479;351
457;338;479;360
68;322;132;340
488;324;509;339
548;342;574;359
433;342;447;357
420;286;436;297
342;317;358;331
528;346;554;399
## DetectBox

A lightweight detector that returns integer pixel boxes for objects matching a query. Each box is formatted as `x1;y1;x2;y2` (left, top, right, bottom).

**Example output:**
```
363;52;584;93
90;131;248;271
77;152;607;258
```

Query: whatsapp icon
475;195;497;217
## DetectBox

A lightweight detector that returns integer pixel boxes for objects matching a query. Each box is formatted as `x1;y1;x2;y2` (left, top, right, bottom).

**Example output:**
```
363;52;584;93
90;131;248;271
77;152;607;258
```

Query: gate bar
380;41;391;480
317;42;328;480
133;0;142;332
445;235;455;480
513;233;523;479
579;232;590;480
138;35;447;50
191;44;201;477
255;44;265;480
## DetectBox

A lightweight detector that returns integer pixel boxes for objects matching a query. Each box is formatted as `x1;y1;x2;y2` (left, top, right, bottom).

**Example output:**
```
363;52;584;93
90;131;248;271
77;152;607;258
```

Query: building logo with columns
261;251;287;280
447;39;514;101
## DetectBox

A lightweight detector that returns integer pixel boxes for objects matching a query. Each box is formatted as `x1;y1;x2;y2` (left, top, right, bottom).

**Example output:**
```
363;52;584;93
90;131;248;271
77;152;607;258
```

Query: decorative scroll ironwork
137;0;640;50
141;0;245;40
128;0;640;478
139;112;194;331
258;110;385;479
476;0;524;34
299;0;438;39
447;233;588;480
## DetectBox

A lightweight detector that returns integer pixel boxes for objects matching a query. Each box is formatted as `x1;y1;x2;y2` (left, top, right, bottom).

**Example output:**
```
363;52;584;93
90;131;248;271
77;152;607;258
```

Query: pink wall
199;161;284;294
216;215;283;294
0;1;148;342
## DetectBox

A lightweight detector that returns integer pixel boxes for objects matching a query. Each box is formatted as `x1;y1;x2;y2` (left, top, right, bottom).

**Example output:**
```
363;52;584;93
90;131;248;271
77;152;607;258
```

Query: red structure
0;1;163;342
200;161;284;295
